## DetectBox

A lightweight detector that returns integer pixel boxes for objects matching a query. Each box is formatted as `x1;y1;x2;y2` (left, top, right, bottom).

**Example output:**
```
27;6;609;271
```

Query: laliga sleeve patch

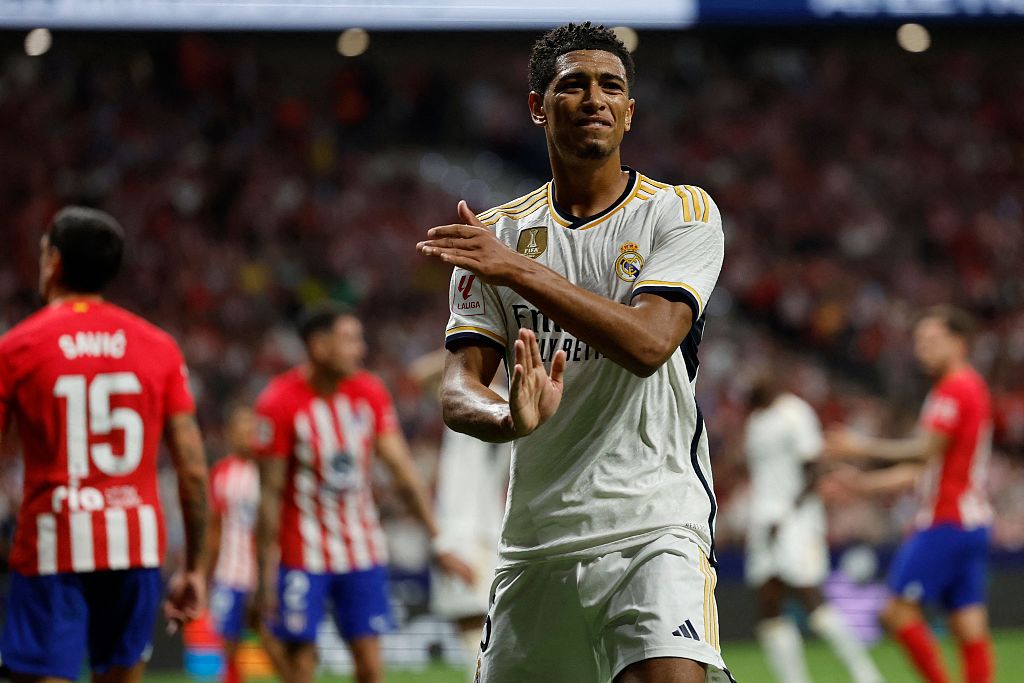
452;270;485;317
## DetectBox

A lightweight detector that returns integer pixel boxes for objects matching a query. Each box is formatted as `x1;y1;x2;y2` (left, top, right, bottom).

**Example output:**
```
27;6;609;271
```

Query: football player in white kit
417;23;734;683
743;379;883;683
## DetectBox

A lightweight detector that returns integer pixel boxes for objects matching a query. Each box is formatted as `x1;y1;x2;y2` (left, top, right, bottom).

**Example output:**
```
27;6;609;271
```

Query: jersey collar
547;166;639;231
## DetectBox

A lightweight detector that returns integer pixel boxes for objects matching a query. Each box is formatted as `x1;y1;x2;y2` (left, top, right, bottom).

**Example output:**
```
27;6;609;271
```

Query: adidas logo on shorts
671;619;700;640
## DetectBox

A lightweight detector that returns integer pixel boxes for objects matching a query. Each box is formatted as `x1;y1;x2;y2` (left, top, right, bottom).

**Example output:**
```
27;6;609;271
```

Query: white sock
809;605;885;683
757;616;812;683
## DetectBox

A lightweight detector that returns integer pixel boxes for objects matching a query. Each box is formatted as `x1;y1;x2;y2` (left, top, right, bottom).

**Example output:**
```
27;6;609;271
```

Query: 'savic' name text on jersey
58;330;127;359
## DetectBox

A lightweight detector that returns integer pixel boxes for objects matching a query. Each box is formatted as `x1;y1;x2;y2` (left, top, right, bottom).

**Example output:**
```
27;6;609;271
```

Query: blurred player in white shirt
412;350;511;681
744;379;883;683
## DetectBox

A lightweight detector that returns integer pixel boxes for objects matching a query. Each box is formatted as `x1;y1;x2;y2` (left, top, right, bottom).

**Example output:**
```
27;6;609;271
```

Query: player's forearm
859;434;933;463
204;515;222;585
255;459;285;590
508;259;684;377
168;414;210;572
255;498;280;591
858;463;923;495
395;477;440;538
440;373;516;442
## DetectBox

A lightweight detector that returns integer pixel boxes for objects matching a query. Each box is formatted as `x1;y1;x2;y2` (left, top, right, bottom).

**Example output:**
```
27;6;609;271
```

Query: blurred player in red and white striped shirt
0;207;209;682
251;304;471;683
205;404;261;683
827;306;995;683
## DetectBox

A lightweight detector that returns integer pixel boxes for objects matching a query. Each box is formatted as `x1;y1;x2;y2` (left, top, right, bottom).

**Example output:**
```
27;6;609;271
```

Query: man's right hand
247;582;277;632
508;328;566;438
164;568;206;635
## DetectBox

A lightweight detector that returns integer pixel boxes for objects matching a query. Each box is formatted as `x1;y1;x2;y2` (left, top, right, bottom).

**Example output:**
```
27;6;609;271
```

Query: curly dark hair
48;206;125;293
528;22;635;95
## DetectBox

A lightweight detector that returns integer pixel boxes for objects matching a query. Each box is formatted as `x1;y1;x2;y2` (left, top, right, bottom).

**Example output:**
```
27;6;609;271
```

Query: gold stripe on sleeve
698;187;712;222
501;194;549;218
478;186;547;221
641;175;670;189
445;326;507;346
683;185;704;222
673;186;693;222
633;280;704;314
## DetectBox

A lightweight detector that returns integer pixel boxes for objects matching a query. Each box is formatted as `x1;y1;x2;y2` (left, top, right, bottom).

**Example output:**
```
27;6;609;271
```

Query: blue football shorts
210;582;250;640
271;565;394;643
887;523;989;611
0;567;161;679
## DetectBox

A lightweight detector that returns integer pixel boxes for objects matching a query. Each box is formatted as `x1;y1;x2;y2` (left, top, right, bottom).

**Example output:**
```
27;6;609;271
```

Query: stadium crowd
1;29;1024;569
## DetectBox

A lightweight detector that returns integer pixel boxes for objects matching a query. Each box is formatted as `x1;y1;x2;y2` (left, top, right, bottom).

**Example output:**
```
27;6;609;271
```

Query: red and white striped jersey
210;454;259;590
254;368;398;574
0;299;194;576
916;366;993;530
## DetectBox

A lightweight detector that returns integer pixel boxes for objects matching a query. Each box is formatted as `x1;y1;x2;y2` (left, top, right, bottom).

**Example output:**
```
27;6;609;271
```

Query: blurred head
913;305;975;377
746;373;783;411
225;403;257;457
298;303;365;379
528;23;635;162
39;206;125;301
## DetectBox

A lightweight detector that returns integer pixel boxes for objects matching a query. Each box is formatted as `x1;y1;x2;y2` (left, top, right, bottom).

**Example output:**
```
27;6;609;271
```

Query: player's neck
939;357;970;379
47;286;104;306
304;364;343;395
548;152;628;219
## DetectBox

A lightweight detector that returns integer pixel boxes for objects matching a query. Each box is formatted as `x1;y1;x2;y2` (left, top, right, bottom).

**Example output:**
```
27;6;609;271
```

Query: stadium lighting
896;23;930;53
337;28;370;57
612;26;639;53
24;28;52;57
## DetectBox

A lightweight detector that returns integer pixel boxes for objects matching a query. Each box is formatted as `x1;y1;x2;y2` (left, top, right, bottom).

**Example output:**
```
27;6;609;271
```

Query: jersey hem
495;526;711;570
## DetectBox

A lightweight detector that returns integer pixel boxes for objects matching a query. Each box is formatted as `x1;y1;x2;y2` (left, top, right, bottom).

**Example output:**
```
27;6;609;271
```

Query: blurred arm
204;505;222;586
852;463;924;497
255;457;286;595
376;431;439;537
833;428;948;464
166;413;210;573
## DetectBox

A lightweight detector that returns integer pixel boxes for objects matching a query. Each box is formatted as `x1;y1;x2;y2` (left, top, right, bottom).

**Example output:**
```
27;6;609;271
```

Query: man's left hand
417;201;526;286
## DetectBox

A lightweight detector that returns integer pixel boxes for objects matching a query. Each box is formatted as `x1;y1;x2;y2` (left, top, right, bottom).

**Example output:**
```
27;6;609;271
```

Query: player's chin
573;141;614;160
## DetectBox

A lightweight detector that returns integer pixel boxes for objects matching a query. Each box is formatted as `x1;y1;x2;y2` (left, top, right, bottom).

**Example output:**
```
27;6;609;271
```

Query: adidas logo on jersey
672;619;700;640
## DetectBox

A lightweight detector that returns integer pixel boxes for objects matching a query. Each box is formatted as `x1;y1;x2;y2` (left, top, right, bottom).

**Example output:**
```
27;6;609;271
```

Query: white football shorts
745;500;829;589
475;533;735;683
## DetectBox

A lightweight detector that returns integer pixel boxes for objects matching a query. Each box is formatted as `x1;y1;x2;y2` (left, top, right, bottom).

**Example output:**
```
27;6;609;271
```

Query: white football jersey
744;393;824;524
444;167;725;567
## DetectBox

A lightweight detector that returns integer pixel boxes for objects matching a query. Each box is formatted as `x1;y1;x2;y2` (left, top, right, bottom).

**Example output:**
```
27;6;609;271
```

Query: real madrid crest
516;227;548;259
614;241;644;282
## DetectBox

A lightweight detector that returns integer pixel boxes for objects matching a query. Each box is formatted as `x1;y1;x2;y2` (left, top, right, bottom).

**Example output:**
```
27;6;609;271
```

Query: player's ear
624;99;635;132
43;243;63;288
528;91;546;127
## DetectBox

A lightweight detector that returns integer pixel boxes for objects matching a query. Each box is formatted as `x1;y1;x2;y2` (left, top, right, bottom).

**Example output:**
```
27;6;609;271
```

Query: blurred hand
823;427;866;460
434;551;476;586
247;582;277;632
164;569;206;635
818;465;865;504
509;329;566;438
